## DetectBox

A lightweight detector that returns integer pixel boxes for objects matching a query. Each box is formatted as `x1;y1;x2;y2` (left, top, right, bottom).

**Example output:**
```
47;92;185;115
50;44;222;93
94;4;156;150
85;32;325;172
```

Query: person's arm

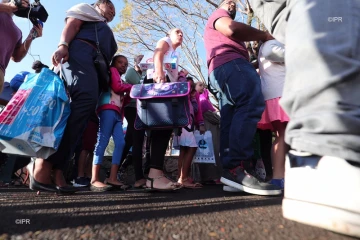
134;65;142;75
110;67;132;93
215;16;273;42
261;41;285;63
11;24;43;62
0;0;28;13
153;40;169;83
52;18;83;66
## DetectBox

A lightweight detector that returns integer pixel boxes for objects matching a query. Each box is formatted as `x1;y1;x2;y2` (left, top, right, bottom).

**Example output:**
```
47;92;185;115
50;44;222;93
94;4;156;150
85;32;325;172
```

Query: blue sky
5;0;124;82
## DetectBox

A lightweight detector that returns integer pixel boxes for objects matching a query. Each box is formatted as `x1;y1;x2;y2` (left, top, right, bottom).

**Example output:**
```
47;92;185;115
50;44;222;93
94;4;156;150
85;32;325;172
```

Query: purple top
204;9;249;75
0;13;22;74
199;89;216;114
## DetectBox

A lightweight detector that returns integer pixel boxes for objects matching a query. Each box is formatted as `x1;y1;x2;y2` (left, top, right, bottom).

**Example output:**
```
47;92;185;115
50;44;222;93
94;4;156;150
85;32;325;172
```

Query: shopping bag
193;131;216;164
0;68;70;158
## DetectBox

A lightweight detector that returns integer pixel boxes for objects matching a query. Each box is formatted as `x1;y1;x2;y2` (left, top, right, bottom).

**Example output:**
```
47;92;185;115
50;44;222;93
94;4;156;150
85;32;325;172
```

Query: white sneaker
282;150;360;238
223;185;242;192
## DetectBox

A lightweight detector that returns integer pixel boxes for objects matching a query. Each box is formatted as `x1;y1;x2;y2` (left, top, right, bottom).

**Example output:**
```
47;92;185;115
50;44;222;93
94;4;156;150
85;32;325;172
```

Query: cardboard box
139;52;154;71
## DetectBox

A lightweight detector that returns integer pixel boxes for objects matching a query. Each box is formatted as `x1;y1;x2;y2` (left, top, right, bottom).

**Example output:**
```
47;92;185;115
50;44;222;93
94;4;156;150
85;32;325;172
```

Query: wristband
58;41;69;48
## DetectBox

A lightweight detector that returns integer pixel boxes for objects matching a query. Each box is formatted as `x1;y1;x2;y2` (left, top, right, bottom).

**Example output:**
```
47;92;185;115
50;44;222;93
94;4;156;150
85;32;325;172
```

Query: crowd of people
0;0;359;237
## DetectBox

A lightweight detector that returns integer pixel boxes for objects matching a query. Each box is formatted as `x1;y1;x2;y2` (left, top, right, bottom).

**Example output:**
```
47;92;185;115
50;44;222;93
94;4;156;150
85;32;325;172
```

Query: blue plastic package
0;68;70;158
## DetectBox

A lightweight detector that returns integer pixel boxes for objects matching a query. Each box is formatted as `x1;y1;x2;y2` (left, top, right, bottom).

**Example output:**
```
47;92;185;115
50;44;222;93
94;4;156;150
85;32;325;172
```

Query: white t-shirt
155;37;179;82
258;40;286;101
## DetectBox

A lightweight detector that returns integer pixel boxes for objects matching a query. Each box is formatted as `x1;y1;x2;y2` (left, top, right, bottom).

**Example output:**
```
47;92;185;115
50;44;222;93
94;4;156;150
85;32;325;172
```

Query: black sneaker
221;163;282;196
72;177;90;187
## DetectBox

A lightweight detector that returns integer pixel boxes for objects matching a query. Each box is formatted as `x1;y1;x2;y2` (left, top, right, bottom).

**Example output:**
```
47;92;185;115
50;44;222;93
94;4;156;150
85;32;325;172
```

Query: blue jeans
209;58;265;169
251;0;360;163
93;110;125;165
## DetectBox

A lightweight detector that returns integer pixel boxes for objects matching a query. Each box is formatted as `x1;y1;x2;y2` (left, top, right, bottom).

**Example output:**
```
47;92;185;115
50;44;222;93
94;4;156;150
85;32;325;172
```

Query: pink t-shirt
0;13;22;74
204;9;249;75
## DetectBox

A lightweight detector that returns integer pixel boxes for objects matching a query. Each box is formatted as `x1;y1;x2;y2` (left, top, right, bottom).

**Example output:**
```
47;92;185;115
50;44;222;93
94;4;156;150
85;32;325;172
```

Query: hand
20;0;29;8
199;125;206;135
29;24;43;39
52;46;69;66
6;0;20;12
153;70;166;83
134;65;141;71
8;0;29;10
264;32;274;41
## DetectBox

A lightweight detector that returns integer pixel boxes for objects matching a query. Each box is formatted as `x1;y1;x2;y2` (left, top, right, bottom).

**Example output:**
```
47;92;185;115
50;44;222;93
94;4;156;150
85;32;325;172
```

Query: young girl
177;74;206;188
90;55;132;192
195;82;221;183
257;39;289;189
144;28;184;191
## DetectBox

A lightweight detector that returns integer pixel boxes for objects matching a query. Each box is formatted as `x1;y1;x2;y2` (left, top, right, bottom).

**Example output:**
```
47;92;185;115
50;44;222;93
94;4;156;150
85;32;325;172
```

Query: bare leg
271;121;288;179
91;164;107;187
34;158;53;185
85;153;93;178
178;147;202;188
177;146;186;178
106;164;124;186
179;147;197;180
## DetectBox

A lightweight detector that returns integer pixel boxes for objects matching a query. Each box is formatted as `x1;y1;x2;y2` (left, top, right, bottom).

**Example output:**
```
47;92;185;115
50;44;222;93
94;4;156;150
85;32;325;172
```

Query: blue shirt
10;71;30;92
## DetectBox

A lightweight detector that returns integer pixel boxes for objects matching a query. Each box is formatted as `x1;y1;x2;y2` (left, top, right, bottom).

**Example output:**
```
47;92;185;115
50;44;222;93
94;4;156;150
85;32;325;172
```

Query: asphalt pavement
0;185;357;240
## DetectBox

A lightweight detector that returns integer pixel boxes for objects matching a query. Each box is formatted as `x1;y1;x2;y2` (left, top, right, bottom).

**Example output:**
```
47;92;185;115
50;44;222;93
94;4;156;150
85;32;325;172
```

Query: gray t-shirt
124;67;142;108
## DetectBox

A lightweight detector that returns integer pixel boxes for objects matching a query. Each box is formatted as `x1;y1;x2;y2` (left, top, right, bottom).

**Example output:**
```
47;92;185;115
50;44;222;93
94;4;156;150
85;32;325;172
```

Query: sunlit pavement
0;185;356;240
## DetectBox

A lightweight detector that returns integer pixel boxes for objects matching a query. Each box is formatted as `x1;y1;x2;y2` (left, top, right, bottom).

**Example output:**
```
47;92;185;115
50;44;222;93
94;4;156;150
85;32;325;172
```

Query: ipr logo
328;17;342;22
15;219;30;224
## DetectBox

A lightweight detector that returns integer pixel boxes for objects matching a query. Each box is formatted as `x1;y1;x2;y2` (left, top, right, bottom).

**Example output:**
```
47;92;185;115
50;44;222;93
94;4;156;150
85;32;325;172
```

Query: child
257;39;289;189
90;55;132;192
177;73;206;188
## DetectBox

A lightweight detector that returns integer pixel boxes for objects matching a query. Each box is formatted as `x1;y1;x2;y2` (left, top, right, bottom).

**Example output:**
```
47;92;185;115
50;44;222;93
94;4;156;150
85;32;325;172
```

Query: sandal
14;167;30;186
145;175;181;192
178;178;203;189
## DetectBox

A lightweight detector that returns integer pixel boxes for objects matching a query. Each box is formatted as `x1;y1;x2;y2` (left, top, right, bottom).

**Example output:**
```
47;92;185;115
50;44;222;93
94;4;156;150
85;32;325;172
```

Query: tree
113;0;260;106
